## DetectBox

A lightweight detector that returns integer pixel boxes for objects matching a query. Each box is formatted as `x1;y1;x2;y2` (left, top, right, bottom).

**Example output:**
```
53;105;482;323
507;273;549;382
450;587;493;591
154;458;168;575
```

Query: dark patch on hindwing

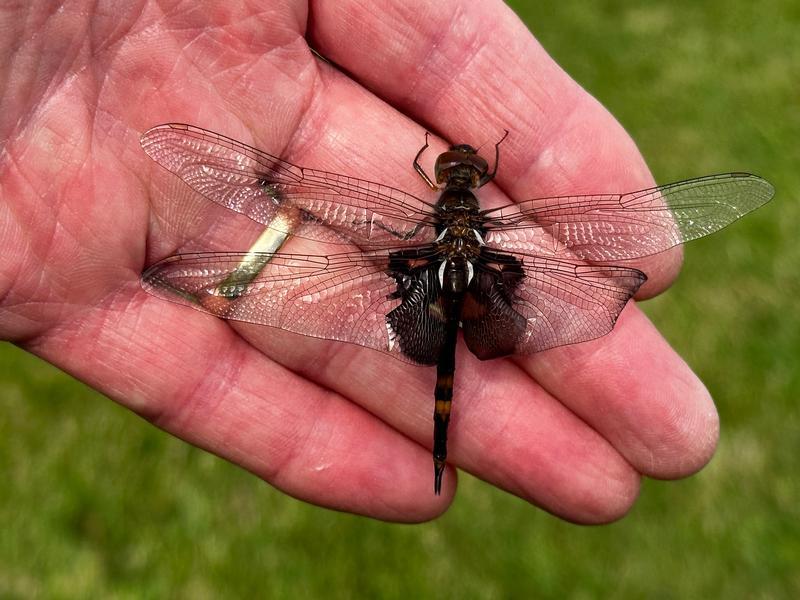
462;251;527;360
386;260;446;366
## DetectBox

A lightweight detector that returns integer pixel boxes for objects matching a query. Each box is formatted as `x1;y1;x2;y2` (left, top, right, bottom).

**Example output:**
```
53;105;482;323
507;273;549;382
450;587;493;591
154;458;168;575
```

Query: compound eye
434;151;467;182
435;151;467;171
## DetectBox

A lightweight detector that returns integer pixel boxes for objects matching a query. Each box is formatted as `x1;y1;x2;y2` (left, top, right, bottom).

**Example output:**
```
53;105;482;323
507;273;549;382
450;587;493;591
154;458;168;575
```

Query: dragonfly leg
478;129;509;187
413;132;439;191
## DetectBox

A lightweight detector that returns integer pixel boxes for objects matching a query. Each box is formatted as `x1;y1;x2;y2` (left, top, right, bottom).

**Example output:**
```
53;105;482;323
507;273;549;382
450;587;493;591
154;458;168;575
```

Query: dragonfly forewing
140;123;439;250
482;173;774;262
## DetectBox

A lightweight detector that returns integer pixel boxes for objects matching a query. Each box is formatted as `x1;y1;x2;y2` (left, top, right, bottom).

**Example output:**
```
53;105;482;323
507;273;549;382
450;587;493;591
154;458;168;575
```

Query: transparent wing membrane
141;124;438;249
483;173;774;261
143;250;422;363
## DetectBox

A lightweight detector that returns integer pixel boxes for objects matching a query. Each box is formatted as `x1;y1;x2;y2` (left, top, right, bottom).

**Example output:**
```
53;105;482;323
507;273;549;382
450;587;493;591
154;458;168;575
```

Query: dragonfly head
434;144;489;189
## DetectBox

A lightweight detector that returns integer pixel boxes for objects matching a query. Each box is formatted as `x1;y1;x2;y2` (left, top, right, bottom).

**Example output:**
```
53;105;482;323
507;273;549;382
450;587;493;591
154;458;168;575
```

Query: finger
518;303;719;479
308;0;683;296
250;326;642;523
21;280;451;522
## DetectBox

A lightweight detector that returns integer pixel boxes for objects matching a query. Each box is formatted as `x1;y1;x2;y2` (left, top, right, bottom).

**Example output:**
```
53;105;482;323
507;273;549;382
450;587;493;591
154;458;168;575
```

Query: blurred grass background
1;1;798;597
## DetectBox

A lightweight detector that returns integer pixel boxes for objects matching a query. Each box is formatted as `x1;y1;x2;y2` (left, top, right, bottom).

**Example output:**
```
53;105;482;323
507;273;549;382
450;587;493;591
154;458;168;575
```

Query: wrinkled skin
0;0;717;522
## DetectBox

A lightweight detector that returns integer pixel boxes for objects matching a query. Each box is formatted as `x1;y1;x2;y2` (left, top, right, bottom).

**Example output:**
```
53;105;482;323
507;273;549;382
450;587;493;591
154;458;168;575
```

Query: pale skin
0;0;718;522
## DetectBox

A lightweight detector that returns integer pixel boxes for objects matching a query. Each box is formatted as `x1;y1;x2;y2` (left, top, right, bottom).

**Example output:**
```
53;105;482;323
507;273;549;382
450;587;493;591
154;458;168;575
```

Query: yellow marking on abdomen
435;399;452;416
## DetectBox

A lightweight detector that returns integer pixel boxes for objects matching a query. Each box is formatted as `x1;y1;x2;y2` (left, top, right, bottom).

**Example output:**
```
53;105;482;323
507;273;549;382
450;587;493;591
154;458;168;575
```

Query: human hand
0;0;717;522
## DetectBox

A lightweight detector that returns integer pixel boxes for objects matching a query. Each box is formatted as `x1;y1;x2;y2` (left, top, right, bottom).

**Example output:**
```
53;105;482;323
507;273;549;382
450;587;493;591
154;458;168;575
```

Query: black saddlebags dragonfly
140;123;773;494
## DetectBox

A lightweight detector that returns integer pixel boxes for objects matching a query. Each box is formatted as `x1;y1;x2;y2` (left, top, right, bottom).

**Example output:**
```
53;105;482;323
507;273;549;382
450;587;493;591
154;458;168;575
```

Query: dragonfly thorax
436;187;482;213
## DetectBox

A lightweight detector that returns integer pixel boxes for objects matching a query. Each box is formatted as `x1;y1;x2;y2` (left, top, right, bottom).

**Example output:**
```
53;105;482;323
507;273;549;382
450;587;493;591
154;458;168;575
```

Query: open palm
0;0;718;522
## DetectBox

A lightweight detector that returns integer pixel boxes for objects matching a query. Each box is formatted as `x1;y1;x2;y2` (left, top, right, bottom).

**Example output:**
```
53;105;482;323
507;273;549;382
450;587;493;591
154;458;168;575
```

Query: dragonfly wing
483;173;774;261
462;253;646;358
141;248;447;365
140;123;438;249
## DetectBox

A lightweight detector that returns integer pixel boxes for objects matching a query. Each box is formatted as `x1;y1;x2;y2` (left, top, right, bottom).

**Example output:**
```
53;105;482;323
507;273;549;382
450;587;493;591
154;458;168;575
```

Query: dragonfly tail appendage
433;405;450;495
433;397;451;496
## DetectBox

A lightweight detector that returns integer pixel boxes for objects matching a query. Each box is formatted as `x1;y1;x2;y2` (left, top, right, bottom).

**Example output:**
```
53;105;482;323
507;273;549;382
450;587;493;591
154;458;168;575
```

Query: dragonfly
140;123;774;494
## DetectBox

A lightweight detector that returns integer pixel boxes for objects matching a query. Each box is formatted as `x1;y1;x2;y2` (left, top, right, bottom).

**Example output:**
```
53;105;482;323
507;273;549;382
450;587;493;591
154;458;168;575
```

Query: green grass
2;1;798;597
